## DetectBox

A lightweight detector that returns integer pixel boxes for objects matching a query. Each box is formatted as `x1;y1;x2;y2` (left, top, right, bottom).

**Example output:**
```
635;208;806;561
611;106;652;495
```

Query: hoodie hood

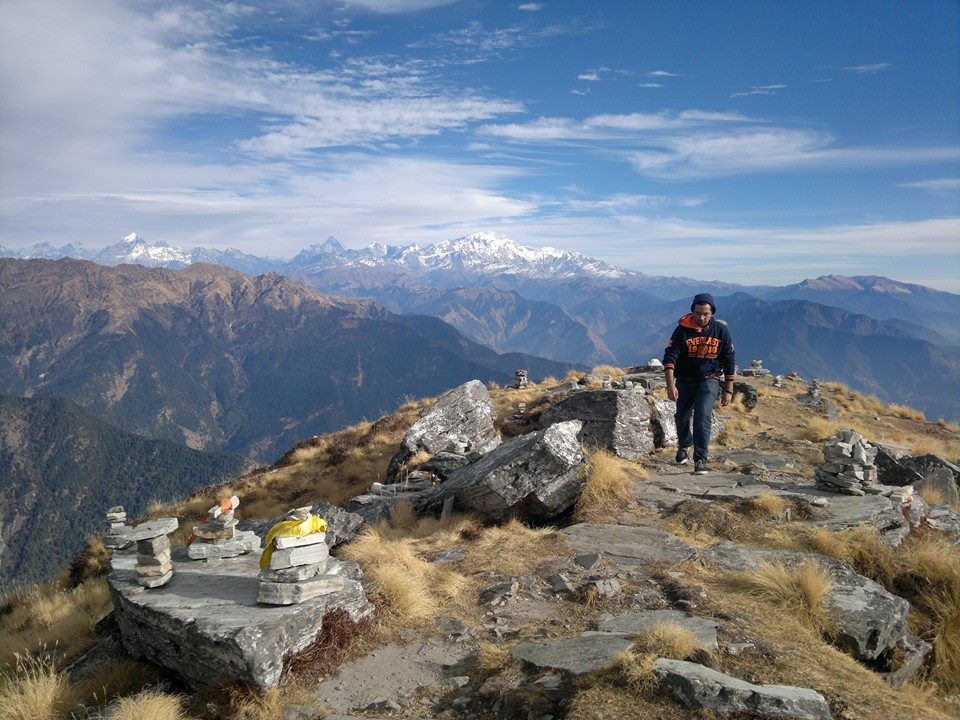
679;313;708;332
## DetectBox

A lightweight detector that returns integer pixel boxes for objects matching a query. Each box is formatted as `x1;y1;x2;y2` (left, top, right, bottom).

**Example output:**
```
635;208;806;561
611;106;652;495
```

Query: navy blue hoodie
662;313;736;382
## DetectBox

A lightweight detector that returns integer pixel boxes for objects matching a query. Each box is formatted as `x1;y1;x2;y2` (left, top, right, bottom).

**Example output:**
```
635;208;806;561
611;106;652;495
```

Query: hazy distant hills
0;395;244;584
0;259;571;461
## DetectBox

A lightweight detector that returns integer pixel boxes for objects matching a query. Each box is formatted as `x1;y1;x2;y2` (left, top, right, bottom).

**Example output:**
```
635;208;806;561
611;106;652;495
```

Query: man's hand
721;389;733;407
667;383;679;402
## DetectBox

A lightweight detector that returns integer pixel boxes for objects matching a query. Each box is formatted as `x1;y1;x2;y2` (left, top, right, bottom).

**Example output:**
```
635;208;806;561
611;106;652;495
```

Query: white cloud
899;178;960;192
409;19;574;62
577;72;600;81
339;0;459;12
638;82;662;88
481;110;751;141
518;3;543;10
730;84;786;98
648;70;678;77
570;88;590;95
844;62;891;73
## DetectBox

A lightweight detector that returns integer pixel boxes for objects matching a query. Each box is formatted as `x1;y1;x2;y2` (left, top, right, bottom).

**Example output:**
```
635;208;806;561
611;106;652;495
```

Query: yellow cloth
259;514;328;570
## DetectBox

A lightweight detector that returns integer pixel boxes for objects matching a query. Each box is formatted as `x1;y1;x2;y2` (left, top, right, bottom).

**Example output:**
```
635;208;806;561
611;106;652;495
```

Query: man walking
662;293;736;475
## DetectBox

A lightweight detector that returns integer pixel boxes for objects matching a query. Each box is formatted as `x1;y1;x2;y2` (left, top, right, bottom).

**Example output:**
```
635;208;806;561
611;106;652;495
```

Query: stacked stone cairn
258;507;341;605
187;495;260;560
772;374;784;388
513;402;527;419
126;517;178;588
513;369;529;389
103;505;132;550
740;357;771;377
814;430;881;496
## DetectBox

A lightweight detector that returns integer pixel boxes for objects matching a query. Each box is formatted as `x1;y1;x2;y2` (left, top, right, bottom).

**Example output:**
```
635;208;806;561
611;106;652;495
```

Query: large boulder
653;659;832;719
387;380;500;480
108;551;373;689
540;389;655;459
416;420;588;522
874;445;925;487
702;542;908;662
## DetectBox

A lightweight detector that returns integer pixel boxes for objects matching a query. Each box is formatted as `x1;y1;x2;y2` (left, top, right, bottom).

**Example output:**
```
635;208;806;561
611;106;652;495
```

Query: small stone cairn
797;378;838;420
258;507;339;605
125;517;178;588
513;369;529;389
513;402;527;419
814;430;881;496
739;357;771;377
187;495;260;560
103;505;132;550
772;374;784;388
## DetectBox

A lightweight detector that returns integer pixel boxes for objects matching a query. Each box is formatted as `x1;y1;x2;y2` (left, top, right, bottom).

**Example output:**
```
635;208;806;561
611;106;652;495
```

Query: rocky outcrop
109;551;373;689
562;523;696;565
386;380;500;480
416;420;588;522
540;389;655;459
511;633;634;676
702;542;908;662
653;659;832;719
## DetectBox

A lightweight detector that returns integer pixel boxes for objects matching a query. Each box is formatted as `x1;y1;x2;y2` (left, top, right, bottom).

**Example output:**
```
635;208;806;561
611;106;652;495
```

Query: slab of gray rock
701;541;908;661
415;420;587;521
874;446;925;487
123;518;178;542
511;633;634;676
108;551;373;689
342;493;399;526
653;659;831;719
719;449;792;469
387;379;500;479
541;389;654;459
419;451;470;480
597;609;718;650
650;398;679;448
562;523;695;565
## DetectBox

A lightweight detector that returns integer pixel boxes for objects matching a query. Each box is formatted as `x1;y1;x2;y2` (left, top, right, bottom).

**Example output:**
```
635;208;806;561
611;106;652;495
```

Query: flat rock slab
786;486;893;528
653;659;831;719
718;450;792;469
313;640;471;712
124;517;178;542
562;523;695;566
701;541;908;661
598;610;718;650
511;633;634;675
109;551;373;689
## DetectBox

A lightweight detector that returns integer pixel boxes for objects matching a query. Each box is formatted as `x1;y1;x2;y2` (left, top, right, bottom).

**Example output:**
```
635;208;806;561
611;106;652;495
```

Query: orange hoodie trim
678;313;705;332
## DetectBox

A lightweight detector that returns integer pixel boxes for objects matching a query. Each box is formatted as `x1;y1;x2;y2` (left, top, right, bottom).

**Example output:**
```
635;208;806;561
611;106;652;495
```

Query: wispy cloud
570;88;590;95
648;70;678;77
844;62;891;73
638;82;662;88
730;84;786;98
577;72;600;81
408;19;575;62
518;2;542;10
899;177;960;192
481;110;751;141
339;0;460;13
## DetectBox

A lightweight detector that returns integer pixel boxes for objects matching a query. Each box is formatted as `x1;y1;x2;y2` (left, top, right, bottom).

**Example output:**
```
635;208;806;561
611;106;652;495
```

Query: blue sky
1;0;958;288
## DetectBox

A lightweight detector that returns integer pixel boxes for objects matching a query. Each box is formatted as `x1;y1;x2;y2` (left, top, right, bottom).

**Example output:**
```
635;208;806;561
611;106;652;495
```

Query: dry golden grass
737;560;834;633
573;449;641;522
0;580;112;671
472;641;512;679
801;416;839;442
715;414;753;446
589;365;626;379
632;622;699;660
459;518;565;576
609;650;657;693
750;492;791;517
105;690;189;720
0;655;77;720
73;658;162;710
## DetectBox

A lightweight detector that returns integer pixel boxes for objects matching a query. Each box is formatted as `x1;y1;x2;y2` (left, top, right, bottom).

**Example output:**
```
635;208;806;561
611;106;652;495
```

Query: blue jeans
675;378;720;463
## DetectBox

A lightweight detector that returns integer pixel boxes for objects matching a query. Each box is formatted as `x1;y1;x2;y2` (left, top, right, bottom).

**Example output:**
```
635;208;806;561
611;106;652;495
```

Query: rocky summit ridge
8;366;960;720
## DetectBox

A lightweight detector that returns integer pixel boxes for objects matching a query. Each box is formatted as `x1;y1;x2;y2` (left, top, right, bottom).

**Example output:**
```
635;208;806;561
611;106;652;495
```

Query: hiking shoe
675;447;690;464
693;460;709;475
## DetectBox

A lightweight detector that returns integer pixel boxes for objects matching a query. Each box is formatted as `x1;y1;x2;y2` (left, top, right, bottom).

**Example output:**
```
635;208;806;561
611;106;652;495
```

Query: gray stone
257;575;346;605
874;446;925;487
585;578;621;598
273;532;326;550
186;530;260;560
548;574;575;594
109;551;373;689
342;493;396;526
597;610;718;650
702;541;908;661
881;634;933;687
732;381;758;410
653;659;831;719
387;379;500;479
650;398;678;448
540;390;655;460
428;548;465;564
419;451;471;480
269;543;330;570
562;523;695;566
260;559;331;583
137;551;172;566
137;535;170;556
415;420;588;522
574;552;601;570
479;580;519;605
137;570;173;588
123;518;178;542
511;633;634;676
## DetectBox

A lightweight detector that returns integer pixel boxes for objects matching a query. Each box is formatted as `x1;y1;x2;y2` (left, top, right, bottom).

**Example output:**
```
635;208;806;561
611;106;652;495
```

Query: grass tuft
749;492;791;517
740;560;833;633
0;655;77;720
573;449;639;522
632;621;699;660
105;689;188;720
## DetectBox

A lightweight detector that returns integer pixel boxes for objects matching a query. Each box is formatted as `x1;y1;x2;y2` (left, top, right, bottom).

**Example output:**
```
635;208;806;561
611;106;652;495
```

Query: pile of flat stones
258;507;341;605
739;357;771;377
513;369;529;389
188;495;260;560
621;359;665;391
126;517;179;588
814;430;882;496
103;505;131;550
